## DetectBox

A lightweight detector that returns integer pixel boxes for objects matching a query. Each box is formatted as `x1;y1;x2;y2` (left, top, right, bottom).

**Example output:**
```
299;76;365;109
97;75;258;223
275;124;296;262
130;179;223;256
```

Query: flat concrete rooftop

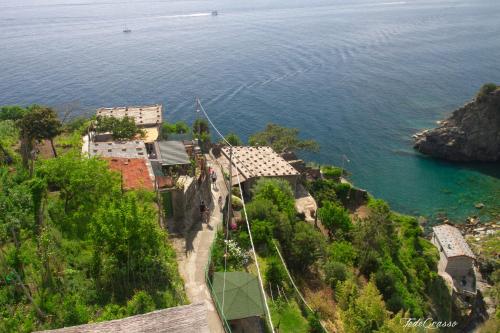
88;141;147;159
96;104;162;127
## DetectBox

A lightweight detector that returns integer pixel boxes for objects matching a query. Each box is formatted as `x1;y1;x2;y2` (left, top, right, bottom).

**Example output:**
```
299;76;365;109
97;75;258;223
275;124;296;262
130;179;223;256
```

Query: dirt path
171;154;228;333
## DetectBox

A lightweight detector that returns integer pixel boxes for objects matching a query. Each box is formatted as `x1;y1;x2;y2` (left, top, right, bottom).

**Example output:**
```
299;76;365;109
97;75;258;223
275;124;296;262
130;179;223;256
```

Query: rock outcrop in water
413;84;500;162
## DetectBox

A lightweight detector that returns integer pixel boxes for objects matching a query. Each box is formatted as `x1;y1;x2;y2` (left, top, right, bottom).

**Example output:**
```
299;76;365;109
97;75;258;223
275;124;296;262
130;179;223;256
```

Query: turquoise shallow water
0;0;499;221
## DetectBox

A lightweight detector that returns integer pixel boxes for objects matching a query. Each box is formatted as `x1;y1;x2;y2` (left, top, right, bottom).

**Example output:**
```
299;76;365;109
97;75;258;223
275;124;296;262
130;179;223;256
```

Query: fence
205;232;233;333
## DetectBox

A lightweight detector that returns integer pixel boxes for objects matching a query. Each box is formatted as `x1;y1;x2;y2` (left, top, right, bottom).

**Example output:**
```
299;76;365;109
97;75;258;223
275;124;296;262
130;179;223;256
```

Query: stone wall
169;174;211;233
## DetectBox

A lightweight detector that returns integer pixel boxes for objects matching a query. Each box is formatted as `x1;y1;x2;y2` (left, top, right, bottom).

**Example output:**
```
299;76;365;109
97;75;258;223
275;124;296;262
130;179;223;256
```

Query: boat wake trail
377;1;407;5
156;13;211;20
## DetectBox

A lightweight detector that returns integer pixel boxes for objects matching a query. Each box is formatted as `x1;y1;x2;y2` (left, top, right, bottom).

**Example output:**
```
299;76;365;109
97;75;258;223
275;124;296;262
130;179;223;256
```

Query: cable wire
197;98;275;333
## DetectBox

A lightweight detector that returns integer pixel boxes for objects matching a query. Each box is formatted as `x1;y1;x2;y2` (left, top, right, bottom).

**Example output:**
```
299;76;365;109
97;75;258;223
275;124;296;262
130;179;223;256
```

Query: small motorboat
211;10;218;16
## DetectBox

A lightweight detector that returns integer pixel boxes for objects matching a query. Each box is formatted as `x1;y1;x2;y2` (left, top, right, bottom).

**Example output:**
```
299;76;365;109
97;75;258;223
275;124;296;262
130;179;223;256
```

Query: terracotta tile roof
105;157;154;191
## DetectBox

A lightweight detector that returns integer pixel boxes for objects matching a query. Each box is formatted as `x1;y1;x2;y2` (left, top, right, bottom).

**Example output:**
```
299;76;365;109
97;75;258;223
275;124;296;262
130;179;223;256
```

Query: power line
196;98;275;333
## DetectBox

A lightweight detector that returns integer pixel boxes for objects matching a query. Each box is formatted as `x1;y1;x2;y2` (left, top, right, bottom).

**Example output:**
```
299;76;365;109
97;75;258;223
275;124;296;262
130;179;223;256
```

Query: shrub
251;220;273;248
126;291;155;315
307;311;323;333
325;261;348;288
321;166;343;180
235;230;251;250
0;105;27;121
307;179;338;207
231;194;243;211
334;183;351;202
265;257;287;289
317;201;352;240
251;178;295;218
329;241;357;266
61;294;90;326
224;133;243;146
477;83;498;101
288;222;326;272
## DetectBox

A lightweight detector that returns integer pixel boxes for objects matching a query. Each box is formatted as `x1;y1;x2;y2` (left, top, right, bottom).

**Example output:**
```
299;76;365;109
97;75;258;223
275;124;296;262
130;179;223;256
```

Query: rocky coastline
413;84;500;162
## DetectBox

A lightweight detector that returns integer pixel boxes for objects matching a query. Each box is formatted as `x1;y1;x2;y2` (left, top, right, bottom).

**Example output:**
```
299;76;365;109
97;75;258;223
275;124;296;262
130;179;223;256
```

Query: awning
156;141;191;166
212;272;265;321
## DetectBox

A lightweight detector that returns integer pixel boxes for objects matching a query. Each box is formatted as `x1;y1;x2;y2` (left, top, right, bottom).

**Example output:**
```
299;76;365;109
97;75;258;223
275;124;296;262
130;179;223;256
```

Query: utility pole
227;145;233;225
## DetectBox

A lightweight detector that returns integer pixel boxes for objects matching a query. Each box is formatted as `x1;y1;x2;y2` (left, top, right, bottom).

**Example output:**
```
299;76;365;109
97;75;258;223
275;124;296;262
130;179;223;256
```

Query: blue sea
1;0;499;222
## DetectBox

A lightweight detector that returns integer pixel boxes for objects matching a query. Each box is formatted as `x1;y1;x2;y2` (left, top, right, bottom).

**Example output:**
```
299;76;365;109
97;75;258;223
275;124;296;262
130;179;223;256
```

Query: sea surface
1;0;499;222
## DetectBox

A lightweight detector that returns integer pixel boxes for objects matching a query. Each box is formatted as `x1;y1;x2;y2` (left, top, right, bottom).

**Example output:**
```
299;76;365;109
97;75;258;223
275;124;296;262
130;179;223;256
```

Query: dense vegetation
160;120;190;140
95;115;145;141
0;106;185;332
211;175;455;332
249;123;320;153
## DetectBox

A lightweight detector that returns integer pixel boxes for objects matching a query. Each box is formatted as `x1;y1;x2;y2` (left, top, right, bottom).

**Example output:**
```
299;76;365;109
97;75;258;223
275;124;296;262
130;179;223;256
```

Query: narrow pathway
172;154;228;333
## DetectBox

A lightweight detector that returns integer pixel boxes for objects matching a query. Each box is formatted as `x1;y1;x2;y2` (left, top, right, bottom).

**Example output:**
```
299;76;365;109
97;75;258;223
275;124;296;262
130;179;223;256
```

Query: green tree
335;276;358;311
288;222;326;272
306;179;338;208
90;192;182;302
328;241;357;266
192;118;209;137
251;178;295;219
224;133;242;146
317;201;352;240
265;257;287;289
17;105;62;166
251;220;273;248
193;118;210;149
341;279;388;333
37;152;120;236
0;105;27;121
95;116;144;141
161;121;190;139
249;123;319;153
307;311;323;333
324;261;348;288
173;121;189;134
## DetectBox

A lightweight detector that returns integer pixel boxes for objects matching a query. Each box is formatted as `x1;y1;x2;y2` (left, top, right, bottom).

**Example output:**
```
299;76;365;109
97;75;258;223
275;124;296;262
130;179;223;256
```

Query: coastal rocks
413;84;500;162
475;203;485;209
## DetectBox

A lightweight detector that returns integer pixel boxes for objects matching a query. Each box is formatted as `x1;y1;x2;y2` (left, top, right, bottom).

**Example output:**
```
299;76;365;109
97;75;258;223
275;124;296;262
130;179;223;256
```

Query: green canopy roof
212;272;265;321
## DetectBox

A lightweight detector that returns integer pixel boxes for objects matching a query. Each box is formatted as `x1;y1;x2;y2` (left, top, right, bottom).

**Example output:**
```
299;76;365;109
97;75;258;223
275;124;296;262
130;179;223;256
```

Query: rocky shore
413;84;500;162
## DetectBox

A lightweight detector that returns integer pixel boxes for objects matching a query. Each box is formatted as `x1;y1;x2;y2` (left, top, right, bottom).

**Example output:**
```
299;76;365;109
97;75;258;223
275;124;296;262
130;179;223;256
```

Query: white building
431;224;476;297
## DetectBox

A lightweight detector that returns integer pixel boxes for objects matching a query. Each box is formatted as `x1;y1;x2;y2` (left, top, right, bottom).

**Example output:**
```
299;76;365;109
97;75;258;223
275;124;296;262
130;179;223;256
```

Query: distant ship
211;10;218;16
123;26;132;33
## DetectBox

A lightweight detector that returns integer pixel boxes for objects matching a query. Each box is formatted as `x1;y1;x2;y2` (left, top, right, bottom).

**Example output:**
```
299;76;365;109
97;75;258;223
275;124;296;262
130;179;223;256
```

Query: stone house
218;146;301;197
431;224;477;298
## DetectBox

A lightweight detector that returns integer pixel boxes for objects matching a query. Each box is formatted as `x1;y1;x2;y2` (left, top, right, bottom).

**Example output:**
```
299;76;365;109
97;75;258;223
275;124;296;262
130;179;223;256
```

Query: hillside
0;106;186;332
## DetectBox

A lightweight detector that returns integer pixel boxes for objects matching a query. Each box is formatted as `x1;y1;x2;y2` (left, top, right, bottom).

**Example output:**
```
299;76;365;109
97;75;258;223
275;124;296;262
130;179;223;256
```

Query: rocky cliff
414;85;500;162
